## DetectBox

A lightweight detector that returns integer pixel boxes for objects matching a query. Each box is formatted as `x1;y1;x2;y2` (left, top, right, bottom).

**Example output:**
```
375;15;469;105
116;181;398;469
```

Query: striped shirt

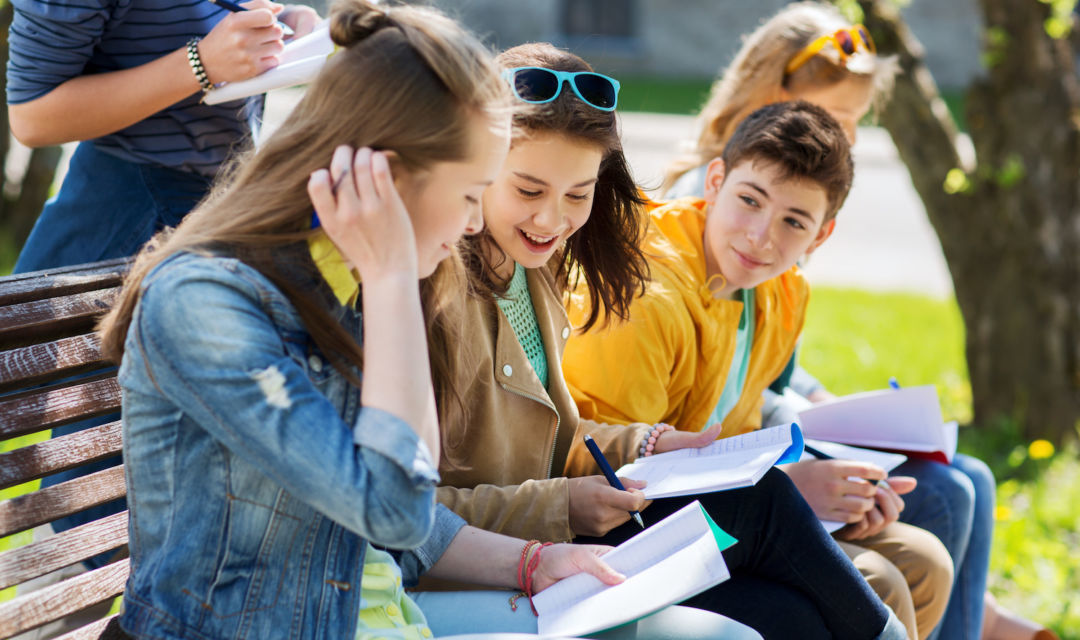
6;0;264;177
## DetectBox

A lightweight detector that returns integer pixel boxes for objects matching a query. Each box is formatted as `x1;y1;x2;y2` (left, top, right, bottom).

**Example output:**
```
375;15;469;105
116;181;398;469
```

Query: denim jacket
118;251;465;640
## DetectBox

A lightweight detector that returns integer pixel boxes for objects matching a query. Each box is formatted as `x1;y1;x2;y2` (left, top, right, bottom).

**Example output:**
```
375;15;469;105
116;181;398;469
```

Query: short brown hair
721;100;853;221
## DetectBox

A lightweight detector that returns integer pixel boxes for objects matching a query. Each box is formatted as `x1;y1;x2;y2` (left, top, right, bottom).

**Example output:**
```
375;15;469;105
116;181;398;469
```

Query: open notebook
615;423;804;499
204;22;335;105
796;385;957;464
533;500;736;638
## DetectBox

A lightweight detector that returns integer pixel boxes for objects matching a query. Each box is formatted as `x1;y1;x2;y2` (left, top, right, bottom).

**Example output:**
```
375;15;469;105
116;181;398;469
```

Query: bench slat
0;560;128;638
53;615;131;640
0;288;120;348
0;511;128;591
0;333;108;392
0;259;128;307
0;420;122;491
0;375;121;440
0;465;126;538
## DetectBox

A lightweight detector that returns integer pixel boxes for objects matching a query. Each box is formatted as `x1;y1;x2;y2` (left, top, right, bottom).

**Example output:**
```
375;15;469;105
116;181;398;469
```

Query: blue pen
888;377;901;390
583;435;645;529
208;0;295;36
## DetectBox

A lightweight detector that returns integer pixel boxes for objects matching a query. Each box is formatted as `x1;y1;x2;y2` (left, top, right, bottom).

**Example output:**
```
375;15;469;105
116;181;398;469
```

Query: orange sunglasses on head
784;25;876;75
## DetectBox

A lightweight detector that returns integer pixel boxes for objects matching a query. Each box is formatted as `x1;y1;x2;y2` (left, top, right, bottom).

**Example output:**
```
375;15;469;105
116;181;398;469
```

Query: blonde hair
664;1;895;191
99;0;507;410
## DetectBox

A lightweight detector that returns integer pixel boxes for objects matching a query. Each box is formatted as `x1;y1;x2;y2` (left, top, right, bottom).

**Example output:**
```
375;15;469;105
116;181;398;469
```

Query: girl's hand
780;459;887;523
567;475;650;537
307;146;420;282
651;421;723;455
836;476;916;541
199;0;287;84
531;544;625;593
278;4;320;39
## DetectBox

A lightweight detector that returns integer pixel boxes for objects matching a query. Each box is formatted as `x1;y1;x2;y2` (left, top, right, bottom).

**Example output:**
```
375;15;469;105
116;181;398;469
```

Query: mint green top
495;263;548;388
706;288;756;428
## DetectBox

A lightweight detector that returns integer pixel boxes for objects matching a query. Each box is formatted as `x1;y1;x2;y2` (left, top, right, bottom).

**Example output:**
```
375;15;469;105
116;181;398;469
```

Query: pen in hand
582;435;645;529
208;0;295;37
803;444;891;491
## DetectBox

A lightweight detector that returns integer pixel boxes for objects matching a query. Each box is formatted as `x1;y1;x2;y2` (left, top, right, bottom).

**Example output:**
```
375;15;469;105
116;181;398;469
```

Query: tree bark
1;0;62;255
857;0;1080;442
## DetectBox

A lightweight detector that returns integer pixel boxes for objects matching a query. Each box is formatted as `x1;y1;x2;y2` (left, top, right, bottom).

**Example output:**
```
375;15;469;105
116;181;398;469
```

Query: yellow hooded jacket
563;197;809;438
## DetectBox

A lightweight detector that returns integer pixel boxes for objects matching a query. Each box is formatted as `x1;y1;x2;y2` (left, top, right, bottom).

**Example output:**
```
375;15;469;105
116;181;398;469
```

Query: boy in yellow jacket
564;101;952;640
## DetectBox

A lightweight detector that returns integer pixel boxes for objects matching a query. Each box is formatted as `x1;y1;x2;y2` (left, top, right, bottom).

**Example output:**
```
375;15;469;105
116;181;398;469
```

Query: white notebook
615;423;804;499
796;385;957;464
204;22;334;105
533;500;736;638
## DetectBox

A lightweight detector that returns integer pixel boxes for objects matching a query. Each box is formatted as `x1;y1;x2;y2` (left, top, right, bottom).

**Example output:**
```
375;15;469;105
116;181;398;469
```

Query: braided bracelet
186;37;214;93
640;423;676;457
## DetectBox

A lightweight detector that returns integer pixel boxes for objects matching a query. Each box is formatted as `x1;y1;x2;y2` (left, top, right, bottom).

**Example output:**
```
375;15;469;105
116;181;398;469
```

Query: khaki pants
838;522;954;640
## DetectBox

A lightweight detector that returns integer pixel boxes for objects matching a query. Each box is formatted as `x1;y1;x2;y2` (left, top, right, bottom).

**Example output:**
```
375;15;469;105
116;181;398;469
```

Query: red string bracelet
523;542;553;616
509;540;540;612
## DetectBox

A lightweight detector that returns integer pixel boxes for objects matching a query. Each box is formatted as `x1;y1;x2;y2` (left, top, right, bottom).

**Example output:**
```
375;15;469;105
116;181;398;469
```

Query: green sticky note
699;504;738;551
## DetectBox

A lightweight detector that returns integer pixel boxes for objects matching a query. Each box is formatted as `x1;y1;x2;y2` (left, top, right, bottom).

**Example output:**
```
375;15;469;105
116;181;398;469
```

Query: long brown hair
664;1;895;191
98;0;507;409
463;42;649;333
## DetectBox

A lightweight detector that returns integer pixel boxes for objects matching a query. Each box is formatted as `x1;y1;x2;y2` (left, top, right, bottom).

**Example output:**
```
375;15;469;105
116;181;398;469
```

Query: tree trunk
857;0;1080;442
0;0;63;254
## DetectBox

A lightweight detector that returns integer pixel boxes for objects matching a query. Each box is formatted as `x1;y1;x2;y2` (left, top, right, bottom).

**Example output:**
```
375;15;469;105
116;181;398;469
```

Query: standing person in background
4;0;318;571
661;3;1046;640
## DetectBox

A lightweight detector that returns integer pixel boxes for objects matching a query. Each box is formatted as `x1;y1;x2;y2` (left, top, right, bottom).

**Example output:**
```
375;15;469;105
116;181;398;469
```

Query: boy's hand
780;458;887;523
531;544;625;593
568;475;650;537
199;0;287;84
836;476;917;540
651;421;723;454
278;4;320;39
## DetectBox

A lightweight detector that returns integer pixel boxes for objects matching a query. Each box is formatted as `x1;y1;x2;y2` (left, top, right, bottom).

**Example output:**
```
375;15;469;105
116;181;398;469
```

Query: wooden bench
0;258;131;640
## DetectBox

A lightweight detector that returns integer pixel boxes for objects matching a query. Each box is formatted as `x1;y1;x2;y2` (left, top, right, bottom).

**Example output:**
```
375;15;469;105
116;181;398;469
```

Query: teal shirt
706;288;756;429
495;263;548;388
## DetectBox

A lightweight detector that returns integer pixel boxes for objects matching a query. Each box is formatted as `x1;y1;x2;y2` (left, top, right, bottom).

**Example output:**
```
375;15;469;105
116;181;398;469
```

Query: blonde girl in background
663;4;1047;640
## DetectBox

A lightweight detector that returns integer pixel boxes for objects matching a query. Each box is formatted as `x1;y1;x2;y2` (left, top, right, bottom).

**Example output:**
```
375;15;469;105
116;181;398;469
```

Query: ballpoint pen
583;435;645;529
208;0;295;37
803;443;891;490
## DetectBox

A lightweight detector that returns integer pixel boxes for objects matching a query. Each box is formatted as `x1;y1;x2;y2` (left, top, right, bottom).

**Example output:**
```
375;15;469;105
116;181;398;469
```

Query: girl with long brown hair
423;42;906;640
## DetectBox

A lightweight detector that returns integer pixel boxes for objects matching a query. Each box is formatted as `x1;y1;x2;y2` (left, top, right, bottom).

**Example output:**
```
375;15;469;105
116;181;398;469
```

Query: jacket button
308;355;323;372
502;364;513;377
561;327;570;339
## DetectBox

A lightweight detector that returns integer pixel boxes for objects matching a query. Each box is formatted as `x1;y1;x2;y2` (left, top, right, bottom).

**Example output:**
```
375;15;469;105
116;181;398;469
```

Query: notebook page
642;423;796;462
533;502;730;637
796;386;948;452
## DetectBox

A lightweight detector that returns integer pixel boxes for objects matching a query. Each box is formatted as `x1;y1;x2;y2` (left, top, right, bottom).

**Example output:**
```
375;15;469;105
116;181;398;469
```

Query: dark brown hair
98;0;507;410
721;100;854;221
462;42;649;332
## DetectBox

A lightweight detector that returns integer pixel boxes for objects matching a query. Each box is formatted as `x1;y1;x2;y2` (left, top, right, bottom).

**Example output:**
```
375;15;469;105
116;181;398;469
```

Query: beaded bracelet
186;37;214;94
639;423;675;457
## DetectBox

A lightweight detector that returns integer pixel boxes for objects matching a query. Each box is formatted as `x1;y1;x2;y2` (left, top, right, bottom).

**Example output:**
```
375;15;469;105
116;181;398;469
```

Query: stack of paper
795;386;957;464
204;21;334;105
532;501;736;638
615;423;804;499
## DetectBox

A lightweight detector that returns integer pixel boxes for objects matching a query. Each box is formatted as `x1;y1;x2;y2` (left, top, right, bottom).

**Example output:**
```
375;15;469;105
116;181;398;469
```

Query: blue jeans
414;592;763;640
14;141;213;273
17;141;212;568
896;454;995;640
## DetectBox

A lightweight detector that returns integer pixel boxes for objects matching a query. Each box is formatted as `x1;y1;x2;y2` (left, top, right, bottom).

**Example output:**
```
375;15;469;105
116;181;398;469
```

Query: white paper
795;385;957;463
799;439;908;532
616;423;802;499
532;501;731;638
203;23;334;105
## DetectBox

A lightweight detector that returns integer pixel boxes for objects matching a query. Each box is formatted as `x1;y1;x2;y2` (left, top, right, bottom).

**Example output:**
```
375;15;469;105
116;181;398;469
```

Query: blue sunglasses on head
502;67;620;112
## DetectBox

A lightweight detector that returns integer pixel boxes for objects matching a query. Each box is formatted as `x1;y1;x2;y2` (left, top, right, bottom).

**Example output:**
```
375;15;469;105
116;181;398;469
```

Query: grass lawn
803;287;1079;639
